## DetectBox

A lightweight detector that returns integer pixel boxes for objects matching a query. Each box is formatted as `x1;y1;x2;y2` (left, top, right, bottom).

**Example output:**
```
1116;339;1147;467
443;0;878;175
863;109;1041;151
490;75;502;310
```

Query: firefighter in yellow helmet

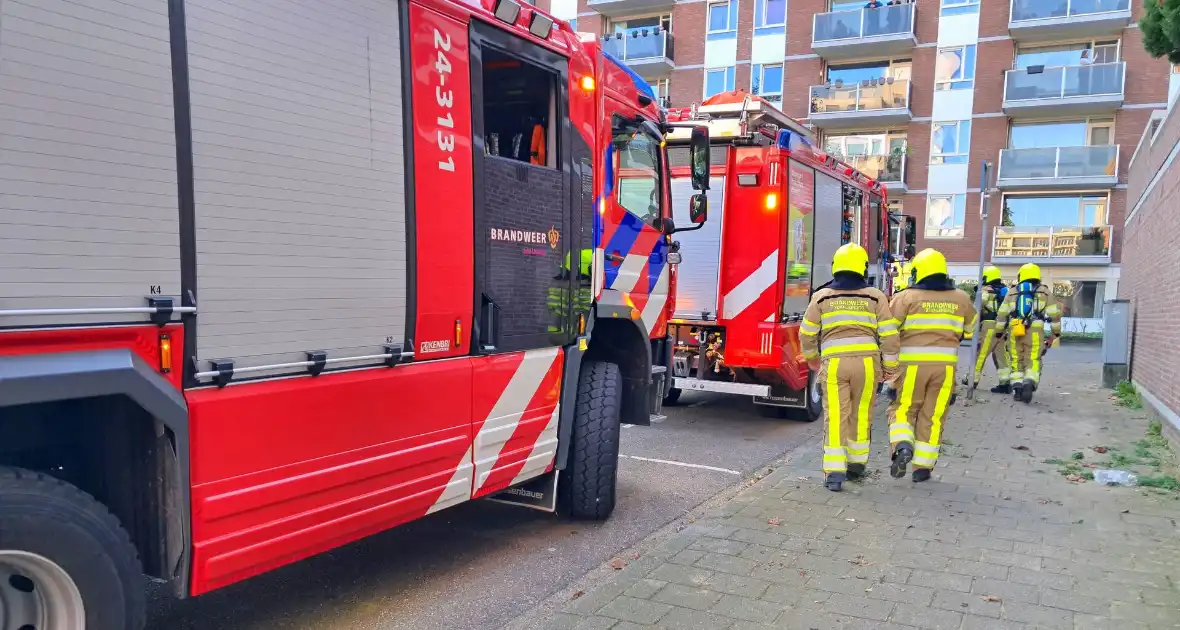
994;263;1062;403
884;248;976;482
799;244;900;492
972;265;1013;393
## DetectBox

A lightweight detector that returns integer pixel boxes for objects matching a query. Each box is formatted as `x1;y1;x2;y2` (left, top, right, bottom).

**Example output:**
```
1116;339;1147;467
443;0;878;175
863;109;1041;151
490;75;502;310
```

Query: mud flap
487;470;559;513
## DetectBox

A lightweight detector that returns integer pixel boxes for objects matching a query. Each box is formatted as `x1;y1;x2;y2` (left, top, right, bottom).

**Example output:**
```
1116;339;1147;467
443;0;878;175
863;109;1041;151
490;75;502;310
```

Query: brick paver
536;359;1180;630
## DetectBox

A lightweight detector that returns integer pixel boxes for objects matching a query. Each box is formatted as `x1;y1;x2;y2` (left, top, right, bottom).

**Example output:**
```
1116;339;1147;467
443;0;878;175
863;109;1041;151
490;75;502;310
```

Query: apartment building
563;0;1180;331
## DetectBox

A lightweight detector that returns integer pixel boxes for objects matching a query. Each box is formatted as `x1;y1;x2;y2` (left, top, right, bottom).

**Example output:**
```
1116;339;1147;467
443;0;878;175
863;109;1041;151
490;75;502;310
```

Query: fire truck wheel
663;387;682;406
0;466;146;630
559;360;623;521
788;371;823;423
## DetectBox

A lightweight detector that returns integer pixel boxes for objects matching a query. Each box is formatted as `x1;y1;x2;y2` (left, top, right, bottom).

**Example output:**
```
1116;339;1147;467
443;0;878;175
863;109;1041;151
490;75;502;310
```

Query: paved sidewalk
535;360;1180;630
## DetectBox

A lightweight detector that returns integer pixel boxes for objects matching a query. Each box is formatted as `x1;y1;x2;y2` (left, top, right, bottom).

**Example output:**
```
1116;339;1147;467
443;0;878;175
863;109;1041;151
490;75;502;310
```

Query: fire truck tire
663;387;682;406
0;466;146;630
788;371;823;423
559;360;623;521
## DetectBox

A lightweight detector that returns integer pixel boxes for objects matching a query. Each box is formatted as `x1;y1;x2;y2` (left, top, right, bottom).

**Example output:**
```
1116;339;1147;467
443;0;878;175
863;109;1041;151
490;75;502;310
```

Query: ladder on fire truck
665;90;812;146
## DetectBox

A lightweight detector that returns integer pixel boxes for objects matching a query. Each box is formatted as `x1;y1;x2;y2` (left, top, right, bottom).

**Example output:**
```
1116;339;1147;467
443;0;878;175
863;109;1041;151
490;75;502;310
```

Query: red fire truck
662;92;891;419
0;0;709;626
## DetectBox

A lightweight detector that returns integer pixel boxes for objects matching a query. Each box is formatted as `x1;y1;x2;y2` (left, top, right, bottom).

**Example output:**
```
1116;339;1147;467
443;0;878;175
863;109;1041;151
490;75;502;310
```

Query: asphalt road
145;391;820;630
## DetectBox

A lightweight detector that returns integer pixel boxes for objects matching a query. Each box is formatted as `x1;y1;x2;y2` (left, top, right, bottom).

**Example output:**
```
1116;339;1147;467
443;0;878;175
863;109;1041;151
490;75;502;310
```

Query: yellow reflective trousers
887;363;955;470
820;356;881;473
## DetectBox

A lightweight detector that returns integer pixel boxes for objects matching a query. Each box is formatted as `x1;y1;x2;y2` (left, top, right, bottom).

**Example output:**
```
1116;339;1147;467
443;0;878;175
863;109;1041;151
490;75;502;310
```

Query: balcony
812;4;916;61
1003;62;1125;116
1008;0;1131;43
808;79;912;129
602;31;674;75
844;154;907;191
992;225;1113;264
995;146;1119;190
586;0;673;18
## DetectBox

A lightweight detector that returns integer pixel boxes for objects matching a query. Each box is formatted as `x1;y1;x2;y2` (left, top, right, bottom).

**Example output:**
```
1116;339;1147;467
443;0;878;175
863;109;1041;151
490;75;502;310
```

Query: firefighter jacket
995;282;1062;337
980;282;1007;321
893;262;913;290
799;278;901;376
889;280;977;365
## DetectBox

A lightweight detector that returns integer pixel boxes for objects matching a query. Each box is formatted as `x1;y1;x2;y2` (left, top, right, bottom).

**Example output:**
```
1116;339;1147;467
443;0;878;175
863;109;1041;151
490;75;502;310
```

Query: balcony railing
602;30;673;65
1009;0;1130;24
996;145;1118;186
841;154;906;185
1004;62;1124;107
810;79;911;115
813;4;915;43
992;225;1113;262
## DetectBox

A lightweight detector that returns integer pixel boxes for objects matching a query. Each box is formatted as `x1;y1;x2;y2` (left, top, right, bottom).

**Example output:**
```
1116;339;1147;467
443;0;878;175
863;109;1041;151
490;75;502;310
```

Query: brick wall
1124;29;1170;106
1121;103;1180;427
973;39;1014;115
968;117;1009;188
914;0;939;44
672;3;705;66
905;121;931;188
670;68;703;106
978;0;1010;38
787;0;824;56
784;58;822;120
908;47;935;118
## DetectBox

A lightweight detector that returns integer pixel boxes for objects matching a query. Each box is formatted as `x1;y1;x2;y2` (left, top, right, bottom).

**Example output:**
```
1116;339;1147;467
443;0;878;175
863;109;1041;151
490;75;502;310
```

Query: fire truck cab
663;92;890;418
0;0;710;627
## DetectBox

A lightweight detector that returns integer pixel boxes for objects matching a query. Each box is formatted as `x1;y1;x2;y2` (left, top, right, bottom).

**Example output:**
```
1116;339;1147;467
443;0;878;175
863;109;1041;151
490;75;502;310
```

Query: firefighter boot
825;472;846;492
1021;379;1035;403
991;383;1011;394
891;442;914;479
1012;381;1024;402
912;468;932;483
847;463;866;480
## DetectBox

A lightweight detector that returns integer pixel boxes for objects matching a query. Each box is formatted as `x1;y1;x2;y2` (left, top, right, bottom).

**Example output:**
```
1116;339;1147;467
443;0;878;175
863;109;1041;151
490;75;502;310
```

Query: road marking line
620;455;742;475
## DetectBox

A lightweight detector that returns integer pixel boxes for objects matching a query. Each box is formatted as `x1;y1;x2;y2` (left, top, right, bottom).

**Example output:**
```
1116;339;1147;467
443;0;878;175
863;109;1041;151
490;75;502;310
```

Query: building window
940;0;979;16
760;0;786;26
935;45;976;90
705;67;735;98
1009;119;1114;149
708;1;731;32
569;17;577;32
1051;281;1106;320
1001;194;1108;227
752;64;784;100
930;120;971;164
925;194;966;238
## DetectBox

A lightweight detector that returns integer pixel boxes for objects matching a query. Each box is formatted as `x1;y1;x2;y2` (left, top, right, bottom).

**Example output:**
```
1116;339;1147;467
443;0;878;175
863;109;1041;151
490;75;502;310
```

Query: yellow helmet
1017;263;1041;283
911;248;948;284
832;243;869;276
982;265;1002;284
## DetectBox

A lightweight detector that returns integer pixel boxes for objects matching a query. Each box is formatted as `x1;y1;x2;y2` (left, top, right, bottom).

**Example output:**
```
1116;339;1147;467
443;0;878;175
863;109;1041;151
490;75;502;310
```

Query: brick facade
1122;104;1180;427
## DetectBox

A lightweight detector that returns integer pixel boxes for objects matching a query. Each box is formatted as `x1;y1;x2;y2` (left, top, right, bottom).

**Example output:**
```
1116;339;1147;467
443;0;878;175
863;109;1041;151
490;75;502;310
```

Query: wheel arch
0;349;191;598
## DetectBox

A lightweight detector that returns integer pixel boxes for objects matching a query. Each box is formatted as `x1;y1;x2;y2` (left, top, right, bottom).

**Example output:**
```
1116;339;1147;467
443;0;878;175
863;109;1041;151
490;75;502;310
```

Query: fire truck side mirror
690;126;710;192
689;194;708;224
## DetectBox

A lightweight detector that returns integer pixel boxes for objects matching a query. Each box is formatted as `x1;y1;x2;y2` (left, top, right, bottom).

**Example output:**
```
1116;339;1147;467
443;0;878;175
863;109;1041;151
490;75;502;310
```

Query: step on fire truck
0;0;709;627
663;92;891;419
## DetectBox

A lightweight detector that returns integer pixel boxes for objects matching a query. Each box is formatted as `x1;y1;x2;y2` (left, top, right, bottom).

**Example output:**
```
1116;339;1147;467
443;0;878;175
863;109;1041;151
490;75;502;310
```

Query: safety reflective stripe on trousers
898;346;959;363
915;365;955;468
722;250;779;320
889;364;919;444
824;358;847;473
821;335;879;357
974;328;995;378
856;356;875;460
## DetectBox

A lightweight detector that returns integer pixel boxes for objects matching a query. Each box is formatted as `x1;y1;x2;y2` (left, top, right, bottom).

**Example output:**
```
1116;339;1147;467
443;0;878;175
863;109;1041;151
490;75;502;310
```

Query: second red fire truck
661;92;893;419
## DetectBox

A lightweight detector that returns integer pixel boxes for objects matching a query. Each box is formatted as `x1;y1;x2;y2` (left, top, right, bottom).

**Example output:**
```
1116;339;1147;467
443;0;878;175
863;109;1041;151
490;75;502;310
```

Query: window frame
930;120;972;165
704;67;736;98
761;0;787;27
707;0;732;33
939;0;979;16
755;63;784;98
924;193;967;239
934;45;976;90
611;120;666;229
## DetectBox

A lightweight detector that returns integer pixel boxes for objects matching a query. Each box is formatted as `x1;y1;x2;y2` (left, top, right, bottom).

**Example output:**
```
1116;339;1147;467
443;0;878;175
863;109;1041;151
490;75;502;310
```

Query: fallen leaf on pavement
1011;445;1030;451
1065;474;1086;483
609;558;627;570
571;590;585;600
1093;446;1108;454
768;518;782;526
982;595;1001;603
631;553;641;559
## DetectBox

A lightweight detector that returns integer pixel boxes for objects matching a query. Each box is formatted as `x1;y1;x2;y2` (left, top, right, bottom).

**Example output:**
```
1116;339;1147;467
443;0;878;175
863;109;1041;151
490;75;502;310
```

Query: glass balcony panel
846;154;904;183
999;148;1059;179
1005;66;1066;101
813;9;863;41
601;31;670;61
1010;0;1068;22
809;79;909;114
1060;62;1123;98
993;225;1112;259
1056;145;1117;178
